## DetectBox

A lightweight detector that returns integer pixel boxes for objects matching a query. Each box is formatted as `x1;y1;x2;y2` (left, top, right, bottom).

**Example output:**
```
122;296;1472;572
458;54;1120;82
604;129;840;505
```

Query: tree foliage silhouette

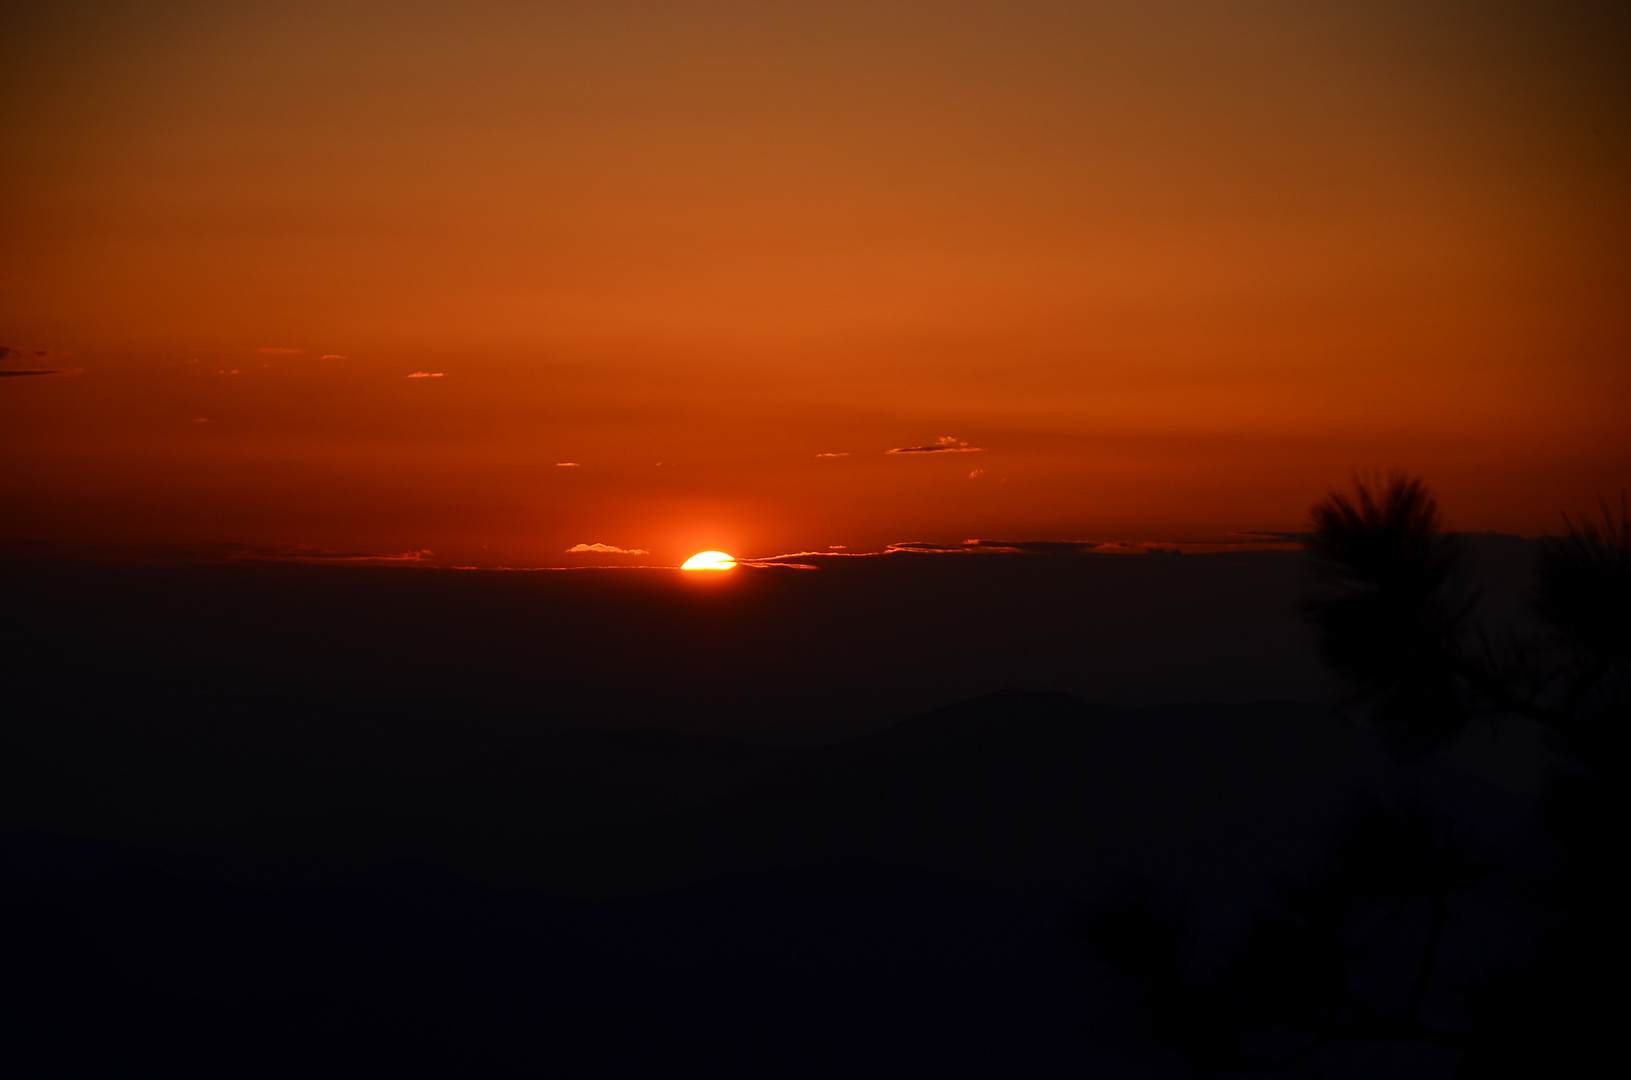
1534;496;1631;759
1302;473;1467;753
1081;474;1627;1076
1302;473;1629;761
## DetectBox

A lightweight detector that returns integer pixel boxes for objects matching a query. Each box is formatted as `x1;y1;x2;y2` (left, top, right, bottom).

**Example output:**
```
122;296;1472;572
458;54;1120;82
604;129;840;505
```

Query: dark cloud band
886;436;983;454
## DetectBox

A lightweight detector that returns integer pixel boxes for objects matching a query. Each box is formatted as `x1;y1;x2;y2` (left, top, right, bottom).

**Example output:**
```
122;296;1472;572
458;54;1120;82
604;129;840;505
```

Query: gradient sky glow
3;0;1627;567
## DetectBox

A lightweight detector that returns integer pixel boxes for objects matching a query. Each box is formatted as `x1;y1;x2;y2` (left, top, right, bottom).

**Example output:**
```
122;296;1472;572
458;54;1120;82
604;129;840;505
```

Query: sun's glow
681;550;737;571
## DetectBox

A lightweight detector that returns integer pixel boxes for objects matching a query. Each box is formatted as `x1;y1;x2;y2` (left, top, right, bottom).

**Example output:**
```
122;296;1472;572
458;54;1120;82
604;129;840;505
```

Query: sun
681;550;737;571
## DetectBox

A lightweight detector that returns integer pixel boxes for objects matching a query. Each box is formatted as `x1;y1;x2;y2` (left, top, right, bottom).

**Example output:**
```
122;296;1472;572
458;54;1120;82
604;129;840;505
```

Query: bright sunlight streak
681;551;737;571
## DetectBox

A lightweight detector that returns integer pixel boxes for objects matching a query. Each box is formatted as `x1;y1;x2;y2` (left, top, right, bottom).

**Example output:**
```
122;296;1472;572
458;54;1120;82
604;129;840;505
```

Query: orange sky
2;1;1627;567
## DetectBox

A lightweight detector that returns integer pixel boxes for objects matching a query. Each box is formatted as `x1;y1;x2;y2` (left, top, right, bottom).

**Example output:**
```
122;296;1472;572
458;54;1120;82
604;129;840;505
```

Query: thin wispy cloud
747;550;860;568
254;545;436;563
568;542;649;554
175;542;438;563
885;537;1300;555
406;371;445;378
0;541;436;564
885;539;1153;555
257;346;304;355
320;354;347;360
886;436;984;455
753;536;1298;562
1;346;77;377
815;452;850;458
556;462;580;467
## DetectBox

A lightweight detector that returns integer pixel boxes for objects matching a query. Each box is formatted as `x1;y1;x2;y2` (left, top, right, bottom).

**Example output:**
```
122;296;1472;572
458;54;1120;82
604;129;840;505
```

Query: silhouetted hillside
2;548;1340;744
0;542;1577;1076
1;537;1547;743
528;693;1403;901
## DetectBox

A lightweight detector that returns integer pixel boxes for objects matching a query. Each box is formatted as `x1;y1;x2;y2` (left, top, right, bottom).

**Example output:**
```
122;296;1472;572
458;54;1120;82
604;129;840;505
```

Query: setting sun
681;551;737;571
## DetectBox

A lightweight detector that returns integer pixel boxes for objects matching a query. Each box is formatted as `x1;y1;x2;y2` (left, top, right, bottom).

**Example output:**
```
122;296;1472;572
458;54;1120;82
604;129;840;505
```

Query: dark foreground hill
0;537;1543;747
2;546;1343;743
3;689;1561;1078
2;689;1445;897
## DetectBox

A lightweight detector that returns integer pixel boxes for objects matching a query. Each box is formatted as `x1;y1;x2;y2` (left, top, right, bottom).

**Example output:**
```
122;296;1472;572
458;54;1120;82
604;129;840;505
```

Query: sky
2;0;1627;568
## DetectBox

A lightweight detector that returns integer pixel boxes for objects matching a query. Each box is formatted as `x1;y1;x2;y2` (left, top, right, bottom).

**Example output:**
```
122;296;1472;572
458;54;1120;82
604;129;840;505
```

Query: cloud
258;346;304;355
407;371;445;378
881;539;1139;555
815;451;850;458
556;462;580;467
886;435;984;454
895;539;1170;555
206;543;435;563
969;469;986;479
727;533;1305;569
962;540;1099;554
895;537;1302;555
567;542;649;555
0;541;436;564
0;346;78;377
320;354;347;360
745;551;858;568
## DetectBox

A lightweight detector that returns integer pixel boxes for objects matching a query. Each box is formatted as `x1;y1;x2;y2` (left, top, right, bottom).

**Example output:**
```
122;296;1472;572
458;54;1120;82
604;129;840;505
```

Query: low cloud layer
0;541;435;564
884;539;1182;556
219;543;435;563
886;436;983;455
1;346;76;377
407;371;445;378
568;542;649;555
886;537;1301;555
749;535;1304;564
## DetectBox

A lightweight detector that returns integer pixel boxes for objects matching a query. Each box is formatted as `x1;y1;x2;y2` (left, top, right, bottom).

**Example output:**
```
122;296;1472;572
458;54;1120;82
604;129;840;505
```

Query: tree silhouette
1299;475;1626;1074
1078;794;1498;1074
1534;496;1631;760
1302;474;1629;761
1302;473;1468;754
1082;475;1628;1076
